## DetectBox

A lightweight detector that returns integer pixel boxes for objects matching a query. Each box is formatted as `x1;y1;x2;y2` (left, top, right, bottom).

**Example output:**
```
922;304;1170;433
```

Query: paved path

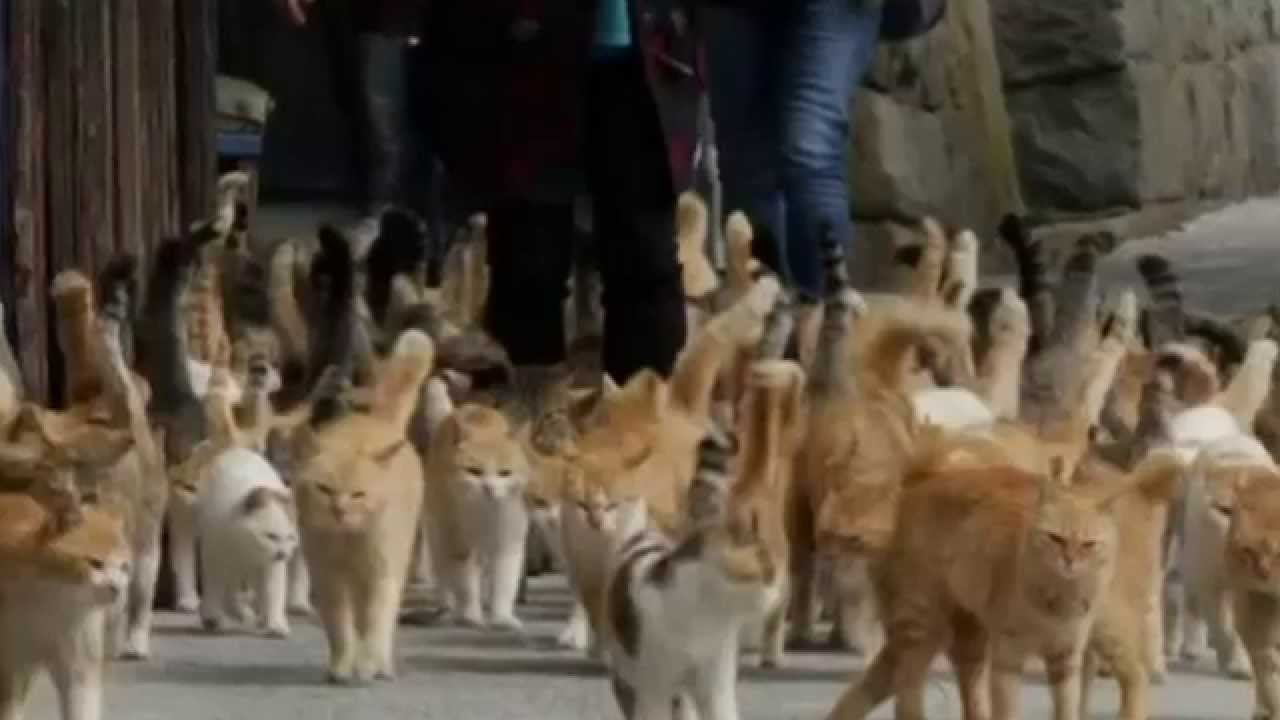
23;576;1257;719
26;200;1280;719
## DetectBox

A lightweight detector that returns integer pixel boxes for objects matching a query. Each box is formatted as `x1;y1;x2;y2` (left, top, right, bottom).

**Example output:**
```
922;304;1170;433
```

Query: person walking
422;1;702;395
698;0;945;304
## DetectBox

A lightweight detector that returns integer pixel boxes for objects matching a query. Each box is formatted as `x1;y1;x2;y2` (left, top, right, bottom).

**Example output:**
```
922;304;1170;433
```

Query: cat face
298;444;399;531
1199;465;1258;532
1028;487;1117;588
1228;479;1280;593
449;406;529;501
42;505;132;605
239;488;299;564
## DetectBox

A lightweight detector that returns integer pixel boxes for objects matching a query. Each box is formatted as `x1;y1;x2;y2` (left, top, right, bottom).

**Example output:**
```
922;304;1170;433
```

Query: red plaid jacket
422;0;703;206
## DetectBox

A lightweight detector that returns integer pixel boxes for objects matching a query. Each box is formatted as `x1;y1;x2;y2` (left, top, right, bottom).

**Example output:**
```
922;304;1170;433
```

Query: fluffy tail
976;287;1031;420
941;229;979;311
137;238;202;415
907;218;948;302
669;273;781;420
50;271;102;405
370;330;436;432
998;213;1053;353
724;212;756;302
688;424;737;528
1046;241;1101;351
1078;290;1138;431
809;233;866;398
304;226;358;425
267;239;310;391
1136;254;1186;349
364;207;429;328
854;298;974;396
737;360;805;498
96;254;138;325
1216;338;1280;428
676;192;718;300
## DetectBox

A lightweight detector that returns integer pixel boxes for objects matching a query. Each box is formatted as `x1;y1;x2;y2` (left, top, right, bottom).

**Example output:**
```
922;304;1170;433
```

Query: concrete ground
26;200;1279;719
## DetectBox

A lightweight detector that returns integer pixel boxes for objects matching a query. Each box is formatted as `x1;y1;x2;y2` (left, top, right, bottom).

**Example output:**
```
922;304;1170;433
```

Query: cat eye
266;532;282;542
531;499;550;509
317;485;335;496
350;491;367;500
498;469;513;478
604;503;618;512
465;466;485;477
87;559;106;571
1047;533;1068;547
1213;504;1235;518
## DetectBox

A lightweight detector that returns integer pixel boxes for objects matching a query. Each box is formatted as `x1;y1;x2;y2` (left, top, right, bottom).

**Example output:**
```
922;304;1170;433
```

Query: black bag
879;0;946;42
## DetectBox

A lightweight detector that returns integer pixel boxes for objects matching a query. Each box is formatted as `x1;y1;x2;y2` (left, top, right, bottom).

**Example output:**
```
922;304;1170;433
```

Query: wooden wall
4;0;215;403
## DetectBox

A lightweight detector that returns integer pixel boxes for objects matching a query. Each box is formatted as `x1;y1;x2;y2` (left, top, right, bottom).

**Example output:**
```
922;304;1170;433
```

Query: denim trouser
702;0;883;300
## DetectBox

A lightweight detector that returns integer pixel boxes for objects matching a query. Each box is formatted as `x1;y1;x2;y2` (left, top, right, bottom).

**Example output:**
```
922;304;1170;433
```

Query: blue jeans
703;0;883;300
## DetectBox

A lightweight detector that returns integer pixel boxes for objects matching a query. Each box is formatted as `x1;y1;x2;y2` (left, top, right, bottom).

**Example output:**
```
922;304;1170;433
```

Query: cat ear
601;373;621;397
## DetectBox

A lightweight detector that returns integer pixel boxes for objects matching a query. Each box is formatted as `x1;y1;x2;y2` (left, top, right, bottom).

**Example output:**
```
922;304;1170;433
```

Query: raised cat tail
304;226;358;422
364;207;429;329
724;212;756;303
371;330;437;432
688;425;738;528
50;270;102;405
1184;311;1248;375
854;297;974;397
1215;338;1280;429
268;240;310;384
669;273;782;420
976;287;1031;420
998;213;1053;353
137;238;201;415
809;231;866;399
941;229;980;311
676;192;718;301
1078;289;1139;431
906;218;948;302
1136;254;1186;350
1046;239;1102;351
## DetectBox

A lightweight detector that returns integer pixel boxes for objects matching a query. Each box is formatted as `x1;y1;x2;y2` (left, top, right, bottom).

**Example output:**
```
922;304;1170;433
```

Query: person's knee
780;109;849;180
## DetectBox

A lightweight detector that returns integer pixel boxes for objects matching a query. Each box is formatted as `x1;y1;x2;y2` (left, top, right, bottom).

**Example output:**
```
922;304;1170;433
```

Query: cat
1078;452;1184;720
997;213;1053;355
824;442;1156;720
422;383;532;632
292;327;433;684
604;430;779;720
676;191;718;338
40;261;167;661
523;439;594;650
1224;468;1280;719
0;494;132;720
197;447;299;637
1177;433;1277;677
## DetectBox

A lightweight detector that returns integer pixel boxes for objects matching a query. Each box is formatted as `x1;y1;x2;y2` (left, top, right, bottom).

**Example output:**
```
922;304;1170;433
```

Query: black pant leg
483;203;575;366
585;55;687;383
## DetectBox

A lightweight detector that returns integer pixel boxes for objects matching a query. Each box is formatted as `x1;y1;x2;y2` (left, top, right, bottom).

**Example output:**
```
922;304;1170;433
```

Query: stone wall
849;0;1280;276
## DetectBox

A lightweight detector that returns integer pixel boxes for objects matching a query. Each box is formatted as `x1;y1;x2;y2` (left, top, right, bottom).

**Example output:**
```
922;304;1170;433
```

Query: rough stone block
1246;46;1280;191
1116;0;1159;62
849;90;950;221
850;221;923;292
1221;60;1252;199
992;0;1127;88
1131;62;1192;202
1006;70;1141;216
1182;2;1226;63
864;33;948;112
1186;64;1230;198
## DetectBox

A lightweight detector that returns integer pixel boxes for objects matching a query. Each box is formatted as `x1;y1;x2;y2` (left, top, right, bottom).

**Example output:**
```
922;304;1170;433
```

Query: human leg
777;0;882;299
585;55;686;382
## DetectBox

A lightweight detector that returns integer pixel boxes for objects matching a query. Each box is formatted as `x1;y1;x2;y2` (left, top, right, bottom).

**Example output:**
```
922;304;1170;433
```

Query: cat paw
174;596;200;614
201;616;227;634
326;670;370;688
1226;659;1254;681
287;603;314;617
262;621;291;639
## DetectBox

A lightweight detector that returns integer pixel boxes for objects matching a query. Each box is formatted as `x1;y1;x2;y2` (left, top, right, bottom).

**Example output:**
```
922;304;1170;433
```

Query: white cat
196;447;299;637
1178;433;1278;677
911;386;996;431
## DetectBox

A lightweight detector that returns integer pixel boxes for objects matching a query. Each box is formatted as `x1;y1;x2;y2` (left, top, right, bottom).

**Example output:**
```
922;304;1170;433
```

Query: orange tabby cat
0;494;132;720
825;443;1151;720
292;330;433;684
1225;472;1280;720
